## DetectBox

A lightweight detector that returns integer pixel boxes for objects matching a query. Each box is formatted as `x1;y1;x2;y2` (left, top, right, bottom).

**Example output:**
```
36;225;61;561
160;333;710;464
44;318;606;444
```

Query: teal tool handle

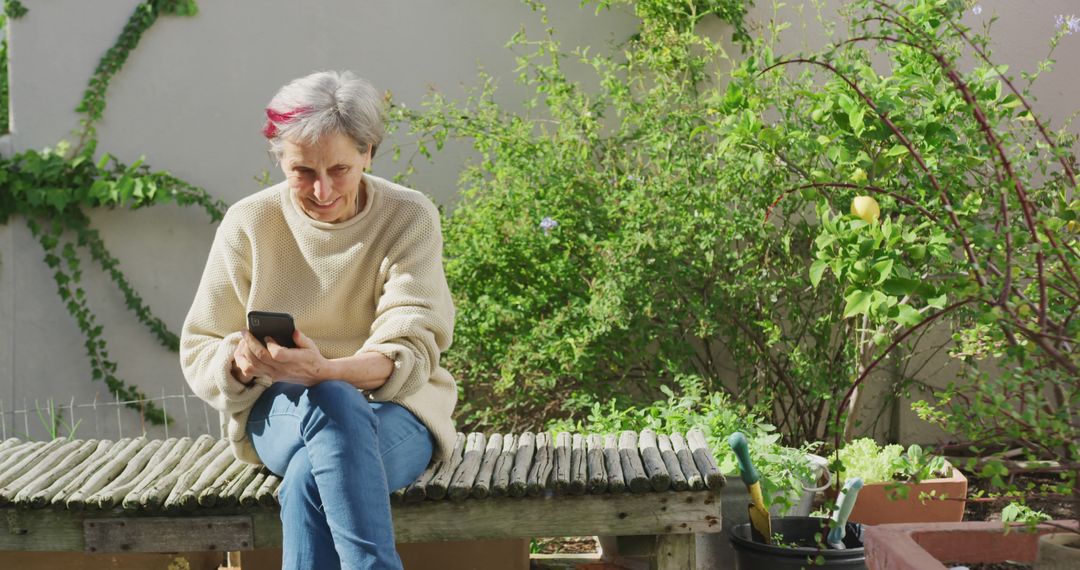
727;432;759;486
828;477;864;545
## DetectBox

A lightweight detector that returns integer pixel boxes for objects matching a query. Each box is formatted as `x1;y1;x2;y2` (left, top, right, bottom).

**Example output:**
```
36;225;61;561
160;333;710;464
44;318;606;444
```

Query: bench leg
655;534;696;570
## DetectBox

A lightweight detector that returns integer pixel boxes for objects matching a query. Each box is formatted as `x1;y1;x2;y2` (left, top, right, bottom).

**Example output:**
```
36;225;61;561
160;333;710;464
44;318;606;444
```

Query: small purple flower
539;217;558;234
1056;14;1080;35
971;5;982;16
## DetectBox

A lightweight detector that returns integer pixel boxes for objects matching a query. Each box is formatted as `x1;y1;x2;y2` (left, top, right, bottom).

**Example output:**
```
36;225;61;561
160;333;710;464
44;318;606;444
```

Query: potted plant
837;438;966;525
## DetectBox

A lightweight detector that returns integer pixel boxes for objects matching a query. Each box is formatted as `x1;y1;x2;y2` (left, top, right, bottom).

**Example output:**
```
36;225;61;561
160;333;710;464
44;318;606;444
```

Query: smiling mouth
307;197;340;209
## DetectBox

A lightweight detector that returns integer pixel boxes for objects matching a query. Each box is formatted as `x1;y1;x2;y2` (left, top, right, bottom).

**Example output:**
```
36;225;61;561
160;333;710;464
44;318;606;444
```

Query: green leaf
926;294;947;310
872;258;894;284
882;277;919;297
884;144;909;158
849;108;865;137
44;188;72;211
752;152;765;171
89;179;110;202
843;289;873;318
116;177;134;204
809;259;828;287
893;304;922;326
814;233;837;250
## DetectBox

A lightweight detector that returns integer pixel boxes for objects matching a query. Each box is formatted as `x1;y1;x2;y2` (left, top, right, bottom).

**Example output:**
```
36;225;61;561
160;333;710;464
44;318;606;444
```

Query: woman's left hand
242;329;330;386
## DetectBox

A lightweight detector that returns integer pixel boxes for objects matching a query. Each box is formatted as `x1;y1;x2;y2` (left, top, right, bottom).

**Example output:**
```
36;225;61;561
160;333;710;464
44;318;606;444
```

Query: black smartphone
247;311;296;348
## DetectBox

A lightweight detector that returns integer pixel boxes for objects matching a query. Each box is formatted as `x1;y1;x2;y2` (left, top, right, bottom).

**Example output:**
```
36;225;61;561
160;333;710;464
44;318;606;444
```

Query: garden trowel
728;432;772;544
827;477;864;550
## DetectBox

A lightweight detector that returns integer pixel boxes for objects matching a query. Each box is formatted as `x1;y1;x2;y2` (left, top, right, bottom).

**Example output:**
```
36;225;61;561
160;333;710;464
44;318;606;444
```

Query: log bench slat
404;458;440;503
526;431;553;497
490;433;516;498
602;433;626;493
569;433;587;495
448;432;485;501
657;433;689;491
671;431;706;491
426;432;466;501
639;429;671;492
508;431;534;498
469;432;501;500
553;432;571;494
688;429;726;491
618;431;651;493
586;433;607;494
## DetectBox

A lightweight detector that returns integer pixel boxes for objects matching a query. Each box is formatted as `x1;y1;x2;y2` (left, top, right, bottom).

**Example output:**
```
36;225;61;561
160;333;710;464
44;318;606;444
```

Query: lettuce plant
837;437;949;485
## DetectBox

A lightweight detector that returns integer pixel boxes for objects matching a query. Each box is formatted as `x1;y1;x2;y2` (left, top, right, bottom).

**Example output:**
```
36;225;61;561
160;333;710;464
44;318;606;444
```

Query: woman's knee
304;380;375;421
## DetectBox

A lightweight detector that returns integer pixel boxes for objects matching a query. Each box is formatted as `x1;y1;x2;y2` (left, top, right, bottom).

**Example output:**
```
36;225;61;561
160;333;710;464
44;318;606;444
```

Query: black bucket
730;516;867;569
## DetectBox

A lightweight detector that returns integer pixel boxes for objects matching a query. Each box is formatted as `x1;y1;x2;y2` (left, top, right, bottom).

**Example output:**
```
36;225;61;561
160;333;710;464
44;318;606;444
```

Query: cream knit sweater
180;173;456;465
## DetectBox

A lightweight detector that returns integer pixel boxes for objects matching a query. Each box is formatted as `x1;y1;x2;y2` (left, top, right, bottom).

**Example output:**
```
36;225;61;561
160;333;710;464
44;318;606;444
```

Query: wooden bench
0;429;726;569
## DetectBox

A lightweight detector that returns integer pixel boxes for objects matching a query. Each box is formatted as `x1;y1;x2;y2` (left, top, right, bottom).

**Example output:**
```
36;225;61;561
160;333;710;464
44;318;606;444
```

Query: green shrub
395;0;869;445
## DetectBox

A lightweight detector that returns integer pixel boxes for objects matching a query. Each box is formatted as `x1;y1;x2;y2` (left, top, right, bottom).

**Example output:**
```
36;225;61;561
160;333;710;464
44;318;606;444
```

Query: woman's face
281;131;372;223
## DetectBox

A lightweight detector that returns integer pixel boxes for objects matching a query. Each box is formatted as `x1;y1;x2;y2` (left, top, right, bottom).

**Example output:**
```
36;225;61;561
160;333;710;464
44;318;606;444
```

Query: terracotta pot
848;463;967;525
1035;532;1080;569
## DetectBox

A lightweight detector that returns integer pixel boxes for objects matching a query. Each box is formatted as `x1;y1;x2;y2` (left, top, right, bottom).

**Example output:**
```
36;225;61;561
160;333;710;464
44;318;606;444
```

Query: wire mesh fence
0;384;221;442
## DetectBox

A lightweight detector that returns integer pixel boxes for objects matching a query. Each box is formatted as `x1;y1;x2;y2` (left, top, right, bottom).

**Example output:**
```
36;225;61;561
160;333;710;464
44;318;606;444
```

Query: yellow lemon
851;196;880;224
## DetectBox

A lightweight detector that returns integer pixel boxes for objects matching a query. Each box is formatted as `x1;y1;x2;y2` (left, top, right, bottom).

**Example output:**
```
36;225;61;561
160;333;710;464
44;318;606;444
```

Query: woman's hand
232;329;330;386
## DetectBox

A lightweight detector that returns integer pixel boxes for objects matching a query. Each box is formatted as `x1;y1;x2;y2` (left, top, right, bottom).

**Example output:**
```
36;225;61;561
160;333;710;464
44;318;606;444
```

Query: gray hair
264;70;386;162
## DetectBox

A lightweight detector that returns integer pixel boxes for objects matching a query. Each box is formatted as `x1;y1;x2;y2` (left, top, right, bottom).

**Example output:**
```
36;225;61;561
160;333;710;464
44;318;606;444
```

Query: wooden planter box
863;520;1079;570
849;464;967;525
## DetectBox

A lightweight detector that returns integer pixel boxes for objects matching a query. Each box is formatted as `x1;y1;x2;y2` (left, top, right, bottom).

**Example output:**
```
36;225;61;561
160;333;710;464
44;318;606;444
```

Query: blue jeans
247;380;434;570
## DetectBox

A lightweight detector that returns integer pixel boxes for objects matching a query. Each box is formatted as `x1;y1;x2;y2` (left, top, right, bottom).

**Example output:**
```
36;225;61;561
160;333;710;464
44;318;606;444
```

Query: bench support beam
656;533;696;570
1;491;722;555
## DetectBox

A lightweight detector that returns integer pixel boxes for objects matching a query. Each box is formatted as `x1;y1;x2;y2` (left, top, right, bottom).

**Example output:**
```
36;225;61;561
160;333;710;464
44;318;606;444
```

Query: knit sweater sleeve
360;200;455;401
180;211;270;414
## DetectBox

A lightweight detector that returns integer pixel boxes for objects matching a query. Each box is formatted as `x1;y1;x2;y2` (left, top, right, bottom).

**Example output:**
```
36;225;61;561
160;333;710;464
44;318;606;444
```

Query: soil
532;536;599;555
962;470;1075;524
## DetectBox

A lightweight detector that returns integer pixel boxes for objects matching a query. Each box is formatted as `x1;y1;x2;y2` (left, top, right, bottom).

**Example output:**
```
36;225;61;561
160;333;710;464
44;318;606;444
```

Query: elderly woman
180;70;455;570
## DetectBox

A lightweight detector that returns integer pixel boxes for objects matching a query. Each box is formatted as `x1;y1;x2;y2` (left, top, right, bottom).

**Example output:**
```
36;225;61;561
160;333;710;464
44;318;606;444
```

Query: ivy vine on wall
0;0;225;424
1;1;28;134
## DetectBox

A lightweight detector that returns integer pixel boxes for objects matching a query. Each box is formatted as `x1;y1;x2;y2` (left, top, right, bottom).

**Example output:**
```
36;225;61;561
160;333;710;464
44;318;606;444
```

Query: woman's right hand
231;331;269;385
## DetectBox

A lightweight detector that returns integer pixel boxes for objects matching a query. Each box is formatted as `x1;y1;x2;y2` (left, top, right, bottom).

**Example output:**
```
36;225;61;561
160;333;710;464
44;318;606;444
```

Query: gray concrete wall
0;0;1076;442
